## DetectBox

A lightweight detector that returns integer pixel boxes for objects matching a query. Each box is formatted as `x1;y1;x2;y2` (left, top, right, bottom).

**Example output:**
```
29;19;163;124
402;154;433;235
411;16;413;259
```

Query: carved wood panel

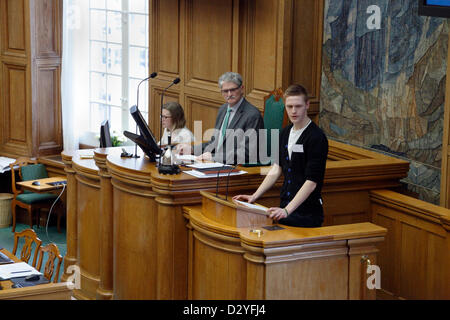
1;62;29;155
185;0;234;90
185;95;224;140
0;0;62;157
36;64;62;154
147;0;325;139
1;0;27;56
150;0;180;79
33;0;60;58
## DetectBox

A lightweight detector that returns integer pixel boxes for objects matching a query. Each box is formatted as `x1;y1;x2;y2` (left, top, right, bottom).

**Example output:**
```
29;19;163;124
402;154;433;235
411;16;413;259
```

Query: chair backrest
263;88;288;157
9;157;48;196
36;243;63;283
12;228;42;266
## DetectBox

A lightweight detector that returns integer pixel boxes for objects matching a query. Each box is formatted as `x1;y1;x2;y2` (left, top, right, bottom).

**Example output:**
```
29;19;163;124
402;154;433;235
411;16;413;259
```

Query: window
88;0;149;135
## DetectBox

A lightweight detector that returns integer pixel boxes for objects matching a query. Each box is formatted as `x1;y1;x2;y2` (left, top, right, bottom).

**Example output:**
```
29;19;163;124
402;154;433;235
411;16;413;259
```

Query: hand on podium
232;194;256;204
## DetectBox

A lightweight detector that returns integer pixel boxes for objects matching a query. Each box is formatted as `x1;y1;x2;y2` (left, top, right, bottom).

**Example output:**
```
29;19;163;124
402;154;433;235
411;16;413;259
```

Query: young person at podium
233;84;328;227
159;102;194;146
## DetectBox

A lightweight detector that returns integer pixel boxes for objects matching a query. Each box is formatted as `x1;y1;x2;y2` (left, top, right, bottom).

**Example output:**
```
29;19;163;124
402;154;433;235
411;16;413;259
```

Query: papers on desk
184;170;247;179
0;156;15;173
175;154;197;162
0;262;42;280
233;199;269;216
185;162;225;169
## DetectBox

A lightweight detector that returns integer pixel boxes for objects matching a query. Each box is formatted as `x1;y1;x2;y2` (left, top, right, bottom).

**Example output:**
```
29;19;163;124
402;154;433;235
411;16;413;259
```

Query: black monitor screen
100;120;112;148
419;0;450;18
124;105;161;161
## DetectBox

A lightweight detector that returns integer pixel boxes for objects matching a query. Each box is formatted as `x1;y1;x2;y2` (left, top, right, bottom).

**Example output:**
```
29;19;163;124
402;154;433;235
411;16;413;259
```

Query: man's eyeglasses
160;115;172;119
220;86;241;95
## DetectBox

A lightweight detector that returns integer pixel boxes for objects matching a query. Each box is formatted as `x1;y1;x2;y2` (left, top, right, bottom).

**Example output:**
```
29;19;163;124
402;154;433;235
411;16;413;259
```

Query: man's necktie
217;108;231;150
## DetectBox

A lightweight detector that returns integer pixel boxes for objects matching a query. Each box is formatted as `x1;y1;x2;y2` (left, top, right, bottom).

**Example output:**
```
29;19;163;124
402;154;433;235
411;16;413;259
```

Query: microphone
158;77;181;174
133;72;158;158
137;72;157;108
225;164;239;201
215;163;228;198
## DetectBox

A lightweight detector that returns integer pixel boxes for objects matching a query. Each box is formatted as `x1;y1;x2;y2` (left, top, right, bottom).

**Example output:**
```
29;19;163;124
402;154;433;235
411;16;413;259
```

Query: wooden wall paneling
399;223;427;299
0;0;62;158
1;62;30;155
185;95;224;141
184;0;235;92
35;62;62;155
290;0;324;123
322;190;371;226
150;0;180;81
32;0;60;58
30;0;62;156
441;32;450;208
371;211;398;296
243;0;280;109
1;0;27;56
370;190;450;300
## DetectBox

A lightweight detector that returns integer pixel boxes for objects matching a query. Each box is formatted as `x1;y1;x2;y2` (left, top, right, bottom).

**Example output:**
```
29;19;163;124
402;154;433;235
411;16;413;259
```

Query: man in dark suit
179;72;264;164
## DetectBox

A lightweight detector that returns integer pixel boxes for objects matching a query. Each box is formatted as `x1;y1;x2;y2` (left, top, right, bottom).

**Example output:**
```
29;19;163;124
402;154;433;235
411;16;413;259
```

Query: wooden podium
200;191;272;228
186;192;387;299
59;142;407;300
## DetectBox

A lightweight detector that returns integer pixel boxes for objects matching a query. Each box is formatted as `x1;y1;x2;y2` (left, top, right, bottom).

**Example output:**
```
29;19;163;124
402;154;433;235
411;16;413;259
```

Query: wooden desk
16;177;67;193
0;248;73;300
185;195;386;299
60;142;408;300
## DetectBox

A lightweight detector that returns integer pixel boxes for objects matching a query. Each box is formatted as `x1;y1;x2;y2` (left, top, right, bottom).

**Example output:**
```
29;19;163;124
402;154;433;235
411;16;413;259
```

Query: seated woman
159;102;194;146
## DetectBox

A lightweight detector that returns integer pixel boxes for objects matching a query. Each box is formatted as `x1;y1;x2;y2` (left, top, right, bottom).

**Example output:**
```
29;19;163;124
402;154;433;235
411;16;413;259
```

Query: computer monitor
419;0;450;18
123;105;162;162
100;120;112;148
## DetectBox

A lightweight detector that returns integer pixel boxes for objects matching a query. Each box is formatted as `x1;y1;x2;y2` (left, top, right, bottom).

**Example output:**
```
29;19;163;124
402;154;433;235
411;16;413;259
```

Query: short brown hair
162;102;186;130
284;84;309;102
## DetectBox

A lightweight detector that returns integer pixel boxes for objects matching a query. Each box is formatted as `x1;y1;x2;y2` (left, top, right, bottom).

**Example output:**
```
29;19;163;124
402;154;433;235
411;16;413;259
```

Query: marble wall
320;0;449;204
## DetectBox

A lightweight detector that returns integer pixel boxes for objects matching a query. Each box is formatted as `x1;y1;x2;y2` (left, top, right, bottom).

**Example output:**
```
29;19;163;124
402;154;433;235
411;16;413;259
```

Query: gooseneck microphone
158;77;181;174
132;72;158;158
137;72;157;108
215;163;228;198
225;164;239;200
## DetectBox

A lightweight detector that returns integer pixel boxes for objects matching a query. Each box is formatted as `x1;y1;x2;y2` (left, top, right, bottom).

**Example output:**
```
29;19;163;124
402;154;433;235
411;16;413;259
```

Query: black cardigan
276;122;328;227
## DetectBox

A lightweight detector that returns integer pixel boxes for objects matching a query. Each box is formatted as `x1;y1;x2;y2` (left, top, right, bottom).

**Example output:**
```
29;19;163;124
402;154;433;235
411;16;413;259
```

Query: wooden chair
35;243;63;283
12;228;42;266
9;157;58;232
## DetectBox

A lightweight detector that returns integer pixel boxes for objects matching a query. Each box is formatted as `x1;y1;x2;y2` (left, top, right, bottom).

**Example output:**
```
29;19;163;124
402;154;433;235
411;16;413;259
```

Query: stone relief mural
320;0;449;204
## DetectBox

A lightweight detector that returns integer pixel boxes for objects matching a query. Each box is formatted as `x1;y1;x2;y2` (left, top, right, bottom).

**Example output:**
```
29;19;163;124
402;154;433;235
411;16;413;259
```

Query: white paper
186;162;227;169
234;200;268;212
175;154;197;162
0;156;15;173
0;262;42;280
184;170;247;179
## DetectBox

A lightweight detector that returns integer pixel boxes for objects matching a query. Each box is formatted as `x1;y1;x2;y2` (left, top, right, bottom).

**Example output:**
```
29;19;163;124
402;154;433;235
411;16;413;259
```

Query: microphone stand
132;72;157;158
158;78;181;174
225;164;239;201
215;163;227;198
